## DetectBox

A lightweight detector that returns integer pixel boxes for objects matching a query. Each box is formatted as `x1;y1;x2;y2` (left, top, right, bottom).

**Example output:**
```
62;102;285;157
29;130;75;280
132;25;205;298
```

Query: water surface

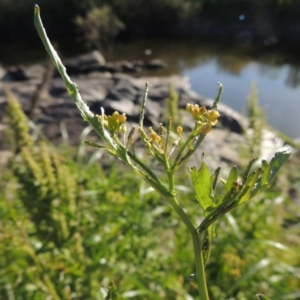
108;39;300;138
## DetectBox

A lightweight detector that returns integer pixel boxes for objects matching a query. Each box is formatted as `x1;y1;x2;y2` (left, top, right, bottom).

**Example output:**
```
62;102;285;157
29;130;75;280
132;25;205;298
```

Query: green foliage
2;95;299;299
245;83;265;159
74;5;125;50
2;0;300;44
257;295;272;300
32;6;294;299
5;89;33;151
165;85;182;130
207;188;300;299
1;5;298;300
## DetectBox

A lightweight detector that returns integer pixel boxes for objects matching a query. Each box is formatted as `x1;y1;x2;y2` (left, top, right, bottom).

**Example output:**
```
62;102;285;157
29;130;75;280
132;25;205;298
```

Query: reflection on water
108;39;300;138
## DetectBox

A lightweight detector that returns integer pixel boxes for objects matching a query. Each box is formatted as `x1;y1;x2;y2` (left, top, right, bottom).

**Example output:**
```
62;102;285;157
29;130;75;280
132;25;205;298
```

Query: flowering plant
34;5;289;299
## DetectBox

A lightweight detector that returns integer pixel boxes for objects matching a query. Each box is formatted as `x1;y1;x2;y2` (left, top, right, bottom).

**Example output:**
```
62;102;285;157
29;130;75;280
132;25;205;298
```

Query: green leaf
212;166;221;191
212;82;223;109
256;294;272;300
105;283;120;300
224;166;238;194
252;148;290;196
217;166;238;205
268;148;290;182
190;162;214;215
85;141;106;148
242;157;257;184
34;5;118;154
100;282;121;300
261;159;270;186
239;169;261;204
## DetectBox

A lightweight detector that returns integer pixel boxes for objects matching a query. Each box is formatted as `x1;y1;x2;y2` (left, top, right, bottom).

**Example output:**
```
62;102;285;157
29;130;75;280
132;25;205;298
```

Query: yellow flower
96;111;127;134
207;110;220;126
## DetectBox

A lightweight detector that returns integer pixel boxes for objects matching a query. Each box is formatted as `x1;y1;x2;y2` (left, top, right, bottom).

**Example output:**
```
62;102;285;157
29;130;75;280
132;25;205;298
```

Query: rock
49;78;68;98
0;65;5;80
98;62;122;73
106;88;125;101
108;99;139;116
64;50;106;75
145;59;167;70
3;65;45;81
0;52;291;165
120;61;138;73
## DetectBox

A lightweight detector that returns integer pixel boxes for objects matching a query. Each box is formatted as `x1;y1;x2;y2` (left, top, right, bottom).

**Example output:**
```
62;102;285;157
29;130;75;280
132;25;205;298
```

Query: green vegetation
1;0;300;44
1;4;300;300
2;75;300;299
74;5;125;50
1;5;292;299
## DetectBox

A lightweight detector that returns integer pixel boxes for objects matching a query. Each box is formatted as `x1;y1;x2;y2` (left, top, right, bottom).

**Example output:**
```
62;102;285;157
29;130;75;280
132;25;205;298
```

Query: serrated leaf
252;149;290;196
190;162;214;215
268;148;290;182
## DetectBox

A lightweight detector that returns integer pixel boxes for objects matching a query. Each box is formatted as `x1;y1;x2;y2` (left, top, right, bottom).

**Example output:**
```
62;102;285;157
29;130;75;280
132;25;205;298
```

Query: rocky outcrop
0;52;291;166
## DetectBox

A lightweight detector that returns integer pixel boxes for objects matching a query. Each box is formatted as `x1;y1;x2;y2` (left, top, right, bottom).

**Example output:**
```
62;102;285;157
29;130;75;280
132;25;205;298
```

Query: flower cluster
186;104;220;134
96;111;126;135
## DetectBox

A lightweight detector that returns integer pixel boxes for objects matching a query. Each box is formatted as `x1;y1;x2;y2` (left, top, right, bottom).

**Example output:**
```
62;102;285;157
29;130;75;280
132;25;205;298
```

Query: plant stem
167;172;209;300
170;200;210;300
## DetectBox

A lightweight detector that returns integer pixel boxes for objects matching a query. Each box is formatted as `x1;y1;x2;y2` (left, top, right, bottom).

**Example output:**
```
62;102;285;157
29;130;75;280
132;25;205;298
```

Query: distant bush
74;5;125;50
2;0;300;43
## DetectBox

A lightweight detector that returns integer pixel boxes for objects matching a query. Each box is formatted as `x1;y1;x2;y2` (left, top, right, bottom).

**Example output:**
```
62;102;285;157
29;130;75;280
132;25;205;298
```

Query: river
107;39;300;139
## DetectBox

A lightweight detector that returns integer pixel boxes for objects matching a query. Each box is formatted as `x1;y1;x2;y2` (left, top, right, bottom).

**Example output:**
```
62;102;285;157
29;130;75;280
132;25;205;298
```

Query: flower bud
176;126;183;135
111;111;120;121
119;113;127;124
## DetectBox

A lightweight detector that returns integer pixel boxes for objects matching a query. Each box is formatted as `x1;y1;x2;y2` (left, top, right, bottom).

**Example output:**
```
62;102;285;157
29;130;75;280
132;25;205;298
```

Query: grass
1;91;300;299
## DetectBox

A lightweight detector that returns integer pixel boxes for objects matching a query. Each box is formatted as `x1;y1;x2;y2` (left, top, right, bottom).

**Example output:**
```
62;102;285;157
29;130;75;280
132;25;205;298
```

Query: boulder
64;50;106;75
3;64;45;81
0;65;5;80
145;59;167;70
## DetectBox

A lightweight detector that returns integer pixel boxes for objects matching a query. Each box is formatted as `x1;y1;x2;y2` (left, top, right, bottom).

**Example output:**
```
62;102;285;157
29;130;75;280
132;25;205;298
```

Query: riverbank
1;51;297;169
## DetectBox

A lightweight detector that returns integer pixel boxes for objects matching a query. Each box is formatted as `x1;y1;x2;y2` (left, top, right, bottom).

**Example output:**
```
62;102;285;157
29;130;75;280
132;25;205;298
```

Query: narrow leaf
85;141;106;148
212;167;221;191
34;5;118;152
212;82;223;109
